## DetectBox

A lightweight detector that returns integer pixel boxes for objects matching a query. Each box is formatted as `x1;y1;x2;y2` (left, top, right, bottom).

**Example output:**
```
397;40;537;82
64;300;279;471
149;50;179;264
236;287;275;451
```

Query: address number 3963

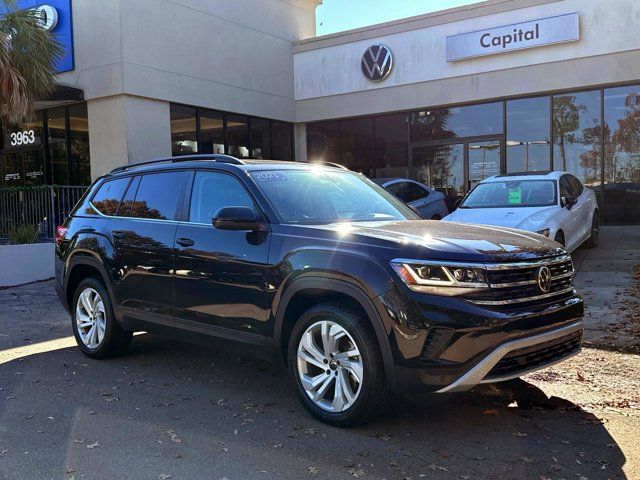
10;130;36;147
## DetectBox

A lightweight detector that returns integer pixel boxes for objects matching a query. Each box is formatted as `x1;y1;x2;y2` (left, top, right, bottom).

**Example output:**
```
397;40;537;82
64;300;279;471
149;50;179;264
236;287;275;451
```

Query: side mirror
212;206;269;231
561;195;577;209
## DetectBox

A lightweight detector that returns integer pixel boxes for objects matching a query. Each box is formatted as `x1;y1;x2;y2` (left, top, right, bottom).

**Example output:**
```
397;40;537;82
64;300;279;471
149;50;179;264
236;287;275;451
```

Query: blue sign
0;0;74;72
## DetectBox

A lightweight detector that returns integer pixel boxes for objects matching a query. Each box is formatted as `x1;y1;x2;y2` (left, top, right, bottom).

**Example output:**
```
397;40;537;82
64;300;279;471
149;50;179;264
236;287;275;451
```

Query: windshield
250;168;418;224
460;179;558;209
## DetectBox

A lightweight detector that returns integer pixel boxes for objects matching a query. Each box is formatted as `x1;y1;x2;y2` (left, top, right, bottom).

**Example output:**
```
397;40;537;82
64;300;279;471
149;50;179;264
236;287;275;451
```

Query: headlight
537;228;551;237
390;260;488;296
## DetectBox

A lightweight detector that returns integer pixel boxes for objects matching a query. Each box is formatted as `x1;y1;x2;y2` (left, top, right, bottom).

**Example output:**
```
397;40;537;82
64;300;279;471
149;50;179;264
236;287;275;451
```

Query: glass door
410;138;503;212
468;140;501;191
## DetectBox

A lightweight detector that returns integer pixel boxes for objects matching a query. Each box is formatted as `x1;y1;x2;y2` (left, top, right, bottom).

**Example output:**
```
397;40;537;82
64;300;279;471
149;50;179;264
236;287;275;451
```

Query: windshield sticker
508;188;522;204
253;172;288;182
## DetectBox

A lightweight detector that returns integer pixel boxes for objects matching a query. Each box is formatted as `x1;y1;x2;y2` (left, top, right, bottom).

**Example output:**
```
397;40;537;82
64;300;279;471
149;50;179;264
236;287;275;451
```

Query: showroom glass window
552;90;602;198
307;121;340;163
199;109;224;155
68;103;91;185
506;96;551;172
374;113;409;178
169;104;294;161
171;105;198;156
603;85;640;224
271;121;294;161
48;107;69;184
410;102;502;142
250;118;271;159
340;117;373;176
225;114;249;158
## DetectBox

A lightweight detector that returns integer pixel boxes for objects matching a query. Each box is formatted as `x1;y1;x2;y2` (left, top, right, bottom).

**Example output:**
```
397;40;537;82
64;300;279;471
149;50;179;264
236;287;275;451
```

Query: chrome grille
464;255;575;309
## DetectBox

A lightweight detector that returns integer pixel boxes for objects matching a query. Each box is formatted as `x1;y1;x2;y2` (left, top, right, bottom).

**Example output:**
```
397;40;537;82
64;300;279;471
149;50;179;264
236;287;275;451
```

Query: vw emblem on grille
537;266;552;293
361;44;393;82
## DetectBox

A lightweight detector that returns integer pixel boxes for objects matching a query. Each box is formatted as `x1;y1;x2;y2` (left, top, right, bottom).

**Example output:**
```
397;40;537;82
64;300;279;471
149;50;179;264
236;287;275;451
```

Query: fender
273;276;397;391
65;253;121;322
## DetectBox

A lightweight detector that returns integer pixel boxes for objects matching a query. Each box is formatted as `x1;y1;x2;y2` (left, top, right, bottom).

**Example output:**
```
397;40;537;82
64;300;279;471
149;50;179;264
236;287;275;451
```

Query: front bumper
378;284;584;393
436;320;582;392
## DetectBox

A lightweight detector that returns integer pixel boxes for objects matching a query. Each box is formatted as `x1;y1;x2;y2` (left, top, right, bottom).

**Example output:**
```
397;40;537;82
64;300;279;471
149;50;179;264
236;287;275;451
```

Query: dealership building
1;0;639;224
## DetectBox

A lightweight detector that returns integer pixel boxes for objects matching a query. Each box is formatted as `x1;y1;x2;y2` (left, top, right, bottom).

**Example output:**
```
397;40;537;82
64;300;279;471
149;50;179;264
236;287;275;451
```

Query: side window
559;175;574;198
127;171;189;220
388;182;428;203
405;182;429;202
87;177;130;216
569;175;584;196
119;176;141;218
189;171;255;224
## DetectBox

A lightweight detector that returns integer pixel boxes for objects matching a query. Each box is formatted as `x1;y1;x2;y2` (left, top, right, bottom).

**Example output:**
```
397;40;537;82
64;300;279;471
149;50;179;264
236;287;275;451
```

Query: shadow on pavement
0;332;627;480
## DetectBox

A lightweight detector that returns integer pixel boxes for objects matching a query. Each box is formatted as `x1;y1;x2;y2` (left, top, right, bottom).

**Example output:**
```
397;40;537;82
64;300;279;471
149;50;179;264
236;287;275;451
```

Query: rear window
86;177;131;216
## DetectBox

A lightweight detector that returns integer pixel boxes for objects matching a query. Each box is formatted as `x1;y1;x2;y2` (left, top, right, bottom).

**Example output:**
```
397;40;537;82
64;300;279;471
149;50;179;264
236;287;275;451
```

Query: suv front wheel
288;302;387;426
72;278;133;358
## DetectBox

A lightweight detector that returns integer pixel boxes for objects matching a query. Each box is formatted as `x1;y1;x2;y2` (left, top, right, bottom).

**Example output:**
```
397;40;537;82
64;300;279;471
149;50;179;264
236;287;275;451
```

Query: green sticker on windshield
508;188;522;204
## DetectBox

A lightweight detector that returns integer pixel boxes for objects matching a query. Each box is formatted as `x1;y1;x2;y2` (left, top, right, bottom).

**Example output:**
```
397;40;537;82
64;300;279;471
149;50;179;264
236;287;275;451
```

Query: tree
0;0;61;125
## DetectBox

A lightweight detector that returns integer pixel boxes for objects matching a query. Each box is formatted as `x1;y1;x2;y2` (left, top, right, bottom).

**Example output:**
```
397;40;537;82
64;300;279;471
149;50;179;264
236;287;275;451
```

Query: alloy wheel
75;287;106;349
296;320;363;412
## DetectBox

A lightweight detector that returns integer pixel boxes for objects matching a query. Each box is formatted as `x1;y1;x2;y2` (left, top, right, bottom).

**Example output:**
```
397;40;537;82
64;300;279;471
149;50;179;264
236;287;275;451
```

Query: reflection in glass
552;90;602;190
307;121;340;163
506;97;551;172
469;141;501;190
225;114;249;158
411;102;502;142
250;118;271;159
199;109;224;155
48;107;68;184
603;86;640;224
271;121;293;161
412;143;464;212
68;103;91;185
374;113;409;178
340;117;373;176
170;105;197;156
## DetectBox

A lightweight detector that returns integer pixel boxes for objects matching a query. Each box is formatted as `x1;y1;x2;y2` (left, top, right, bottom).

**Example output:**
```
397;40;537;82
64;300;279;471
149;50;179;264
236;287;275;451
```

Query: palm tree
0;0;61;125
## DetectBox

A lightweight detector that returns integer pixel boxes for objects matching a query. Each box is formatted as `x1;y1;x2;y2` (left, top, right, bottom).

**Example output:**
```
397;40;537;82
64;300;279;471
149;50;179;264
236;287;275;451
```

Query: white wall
59;0;318;122
293;0;640;121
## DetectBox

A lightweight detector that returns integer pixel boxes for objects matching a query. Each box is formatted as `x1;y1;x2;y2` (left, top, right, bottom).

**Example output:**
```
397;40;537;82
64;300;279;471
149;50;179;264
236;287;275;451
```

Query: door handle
176;238;195;247
112;231;126;239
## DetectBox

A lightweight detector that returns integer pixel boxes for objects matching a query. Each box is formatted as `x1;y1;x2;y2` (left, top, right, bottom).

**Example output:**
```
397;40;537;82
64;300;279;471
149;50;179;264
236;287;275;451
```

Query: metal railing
0;185;89;241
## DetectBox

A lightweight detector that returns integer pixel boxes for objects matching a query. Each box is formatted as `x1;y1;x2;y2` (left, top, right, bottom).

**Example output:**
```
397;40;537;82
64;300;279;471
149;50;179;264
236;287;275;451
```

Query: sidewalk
573;226;640;350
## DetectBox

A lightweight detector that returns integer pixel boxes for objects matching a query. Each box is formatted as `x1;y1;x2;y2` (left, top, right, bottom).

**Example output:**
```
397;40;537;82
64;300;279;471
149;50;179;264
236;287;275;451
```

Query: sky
316;0;484;36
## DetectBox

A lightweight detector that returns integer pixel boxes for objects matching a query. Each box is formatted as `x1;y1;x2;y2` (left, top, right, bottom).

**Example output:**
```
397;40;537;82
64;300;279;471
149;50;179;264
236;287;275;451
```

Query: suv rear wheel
72;278;132;358
288;302;387;426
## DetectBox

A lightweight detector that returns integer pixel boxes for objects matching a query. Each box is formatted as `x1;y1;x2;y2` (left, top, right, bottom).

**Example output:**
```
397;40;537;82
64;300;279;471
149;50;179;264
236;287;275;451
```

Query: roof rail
308;161;349;170
110;154;244;173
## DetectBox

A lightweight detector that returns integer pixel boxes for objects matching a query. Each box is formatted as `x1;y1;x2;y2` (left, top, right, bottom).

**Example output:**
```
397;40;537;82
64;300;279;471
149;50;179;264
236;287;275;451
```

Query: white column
87;95;172;179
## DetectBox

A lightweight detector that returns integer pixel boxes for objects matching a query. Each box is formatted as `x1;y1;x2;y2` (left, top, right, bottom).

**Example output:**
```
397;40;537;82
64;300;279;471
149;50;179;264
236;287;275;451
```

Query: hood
444;206;557;231
281;219;564;263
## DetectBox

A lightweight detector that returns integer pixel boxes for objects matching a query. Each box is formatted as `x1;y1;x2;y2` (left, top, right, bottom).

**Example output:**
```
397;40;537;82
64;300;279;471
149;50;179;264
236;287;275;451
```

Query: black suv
55;155;584;426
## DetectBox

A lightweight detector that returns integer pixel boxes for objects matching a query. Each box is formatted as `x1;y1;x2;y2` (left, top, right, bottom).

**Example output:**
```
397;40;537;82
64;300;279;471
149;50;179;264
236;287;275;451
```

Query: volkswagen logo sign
536;266;552;293
361;44;393;82
34;5;59;32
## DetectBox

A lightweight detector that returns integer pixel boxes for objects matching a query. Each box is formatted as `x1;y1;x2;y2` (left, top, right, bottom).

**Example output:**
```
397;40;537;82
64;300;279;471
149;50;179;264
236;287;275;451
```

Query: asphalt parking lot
1;275;637;480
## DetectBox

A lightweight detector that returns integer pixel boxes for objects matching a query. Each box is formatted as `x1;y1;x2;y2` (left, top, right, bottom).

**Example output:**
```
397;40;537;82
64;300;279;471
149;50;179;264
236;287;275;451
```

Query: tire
288;302;387;427
431;214;442;220
71;277;132;359
554;231;565;247
585;211;600;248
